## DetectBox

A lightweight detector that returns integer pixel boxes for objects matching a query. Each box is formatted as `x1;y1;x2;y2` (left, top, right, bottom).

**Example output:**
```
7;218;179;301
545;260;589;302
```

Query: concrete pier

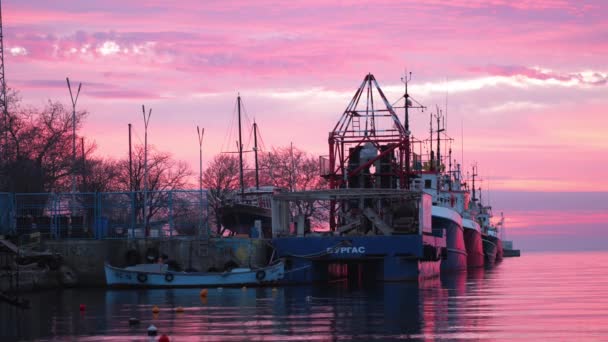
1;238;269;290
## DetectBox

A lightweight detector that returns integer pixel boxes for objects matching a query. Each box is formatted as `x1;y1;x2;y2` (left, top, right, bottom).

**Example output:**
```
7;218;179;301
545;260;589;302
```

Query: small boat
104;260;285;287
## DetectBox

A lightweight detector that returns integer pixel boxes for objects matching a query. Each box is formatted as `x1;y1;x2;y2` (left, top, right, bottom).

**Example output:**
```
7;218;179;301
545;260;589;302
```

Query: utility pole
197;126;204;237
128;123;132;191
253;121;259;190
66;78;82;194
81;137;86;191
142;105;151;235
0;0;7;161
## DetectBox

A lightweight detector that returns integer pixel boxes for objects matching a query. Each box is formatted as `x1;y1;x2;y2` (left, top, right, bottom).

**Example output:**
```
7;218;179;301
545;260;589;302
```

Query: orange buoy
175;306;184;313
200;289;208;297
158;334;170;342
79;304;86;311
152;305;160;314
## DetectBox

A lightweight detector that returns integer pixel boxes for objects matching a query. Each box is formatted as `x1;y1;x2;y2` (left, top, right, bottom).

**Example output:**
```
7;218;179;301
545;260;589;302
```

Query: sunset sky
5;0;607;250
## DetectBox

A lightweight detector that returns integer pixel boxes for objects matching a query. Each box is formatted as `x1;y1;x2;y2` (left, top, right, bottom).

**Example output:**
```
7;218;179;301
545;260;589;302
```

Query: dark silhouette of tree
111;145;192;229
202;154;243;235
258;145;327;227
83;157;121;193
0;91;88;193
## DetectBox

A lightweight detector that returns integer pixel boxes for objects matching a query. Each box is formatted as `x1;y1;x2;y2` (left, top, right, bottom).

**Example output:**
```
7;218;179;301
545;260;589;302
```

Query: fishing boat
410;111;468;273
271;73;446;283
478;204;503;265
104;260;285;287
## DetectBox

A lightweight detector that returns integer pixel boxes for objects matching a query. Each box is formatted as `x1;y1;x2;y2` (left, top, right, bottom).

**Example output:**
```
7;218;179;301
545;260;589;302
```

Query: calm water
2;251;608;341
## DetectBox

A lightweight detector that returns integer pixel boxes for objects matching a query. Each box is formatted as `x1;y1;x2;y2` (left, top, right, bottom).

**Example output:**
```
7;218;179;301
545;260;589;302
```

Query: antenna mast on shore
0;0;7;158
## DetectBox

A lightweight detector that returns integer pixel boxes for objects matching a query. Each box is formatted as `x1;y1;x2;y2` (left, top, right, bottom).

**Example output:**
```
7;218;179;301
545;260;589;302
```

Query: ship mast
253;121;259;190
471;164;478;206
436;107;444;172
237;94;244;196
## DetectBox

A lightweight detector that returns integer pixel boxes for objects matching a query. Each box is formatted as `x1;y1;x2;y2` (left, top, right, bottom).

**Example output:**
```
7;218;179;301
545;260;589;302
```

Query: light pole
142;105;151;236
197;126;205;238
66;77;82;194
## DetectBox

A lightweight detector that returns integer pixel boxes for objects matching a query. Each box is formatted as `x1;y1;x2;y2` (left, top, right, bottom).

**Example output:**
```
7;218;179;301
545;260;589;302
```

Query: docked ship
219;95;276;237
270;73;446;283
220;186;275;237
476;189;504;265
409;112;469;272
412;172;467;272
458;166;485;268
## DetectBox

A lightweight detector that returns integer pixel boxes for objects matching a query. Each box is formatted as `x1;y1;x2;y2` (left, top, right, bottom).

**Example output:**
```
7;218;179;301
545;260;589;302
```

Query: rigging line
240;99;254;137
130;126;144;146
221;98;238;153
257;125;267;152
245;122;254;152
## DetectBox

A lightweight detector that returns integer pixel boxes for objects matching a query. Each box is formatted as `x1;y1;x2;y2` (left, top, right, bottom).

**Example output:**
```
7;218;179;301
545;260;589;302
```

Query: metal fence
0;190;209;240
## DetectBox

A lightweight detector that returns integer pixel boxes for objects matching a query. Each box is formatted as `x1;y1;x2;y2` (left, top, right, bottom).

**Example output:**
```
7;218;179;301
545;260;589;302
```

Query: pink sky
4;0;607;250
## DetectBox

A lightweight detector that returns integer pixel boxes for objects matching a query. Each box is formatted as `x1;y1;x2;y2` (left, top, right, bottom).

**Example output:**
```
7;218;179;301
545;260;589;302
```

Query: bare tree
202;154;243;235
84;157;121;193
0;92;88;193
259;145;327;227
111;145;192;230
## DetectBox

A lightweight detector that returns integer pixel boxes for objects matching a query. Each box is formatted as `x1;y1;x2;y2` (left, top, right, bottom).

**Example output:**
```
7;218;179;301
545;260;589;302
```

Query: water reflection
3;252;608;341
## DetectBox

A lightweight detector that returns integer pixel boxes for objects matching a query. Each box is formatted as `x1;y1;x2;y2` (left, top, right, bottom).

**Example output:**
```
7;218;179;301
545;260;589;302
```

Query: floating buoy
200;289;208;297
147;324;158;336
305;295;312;302
152;305;160;314
79;304;86;311
272;287;277;292
175;306;184;313
128;317;140;326
242;286;247;290
158;334;170;342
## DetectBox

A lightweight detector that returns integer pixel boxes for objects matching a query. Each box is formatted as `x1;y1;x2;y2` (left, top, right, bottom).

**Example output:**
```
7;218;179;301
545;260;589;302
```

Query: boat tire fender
165;273;174;282
256;270;266;281
137;273;148;283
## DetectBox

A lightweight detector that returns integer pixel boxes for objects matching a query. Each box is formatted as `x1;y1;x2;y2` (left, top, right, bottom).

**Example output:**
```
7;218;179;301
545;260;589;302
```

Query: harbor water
2;251;607;341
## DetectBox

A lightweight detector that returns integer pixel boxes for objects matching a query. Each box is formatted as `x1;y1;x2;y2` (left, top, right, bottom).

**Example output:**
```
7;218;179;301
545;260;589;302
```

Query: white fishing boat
104;260;285;287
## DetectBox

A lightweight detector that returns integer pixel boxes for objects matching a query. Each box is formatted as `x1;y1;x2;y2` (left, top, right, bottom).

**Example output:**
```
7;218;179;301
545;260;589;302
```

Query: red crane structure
323;73;414;230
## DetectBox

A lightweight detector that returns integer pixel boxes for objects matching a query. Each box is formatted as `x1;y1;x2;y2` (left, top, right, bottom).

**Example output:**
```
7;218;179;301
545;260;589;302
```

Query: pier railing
0;190;209;240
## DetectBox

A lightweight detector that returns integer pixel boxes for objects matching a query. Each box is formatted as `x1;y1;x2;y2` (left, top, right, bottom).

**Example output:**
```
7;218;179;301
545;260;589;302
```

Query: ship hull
221;204;272;237
464;227;484;268
482;236;498;266
495;237;504;262
271;235;445;283
432;207;467;272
